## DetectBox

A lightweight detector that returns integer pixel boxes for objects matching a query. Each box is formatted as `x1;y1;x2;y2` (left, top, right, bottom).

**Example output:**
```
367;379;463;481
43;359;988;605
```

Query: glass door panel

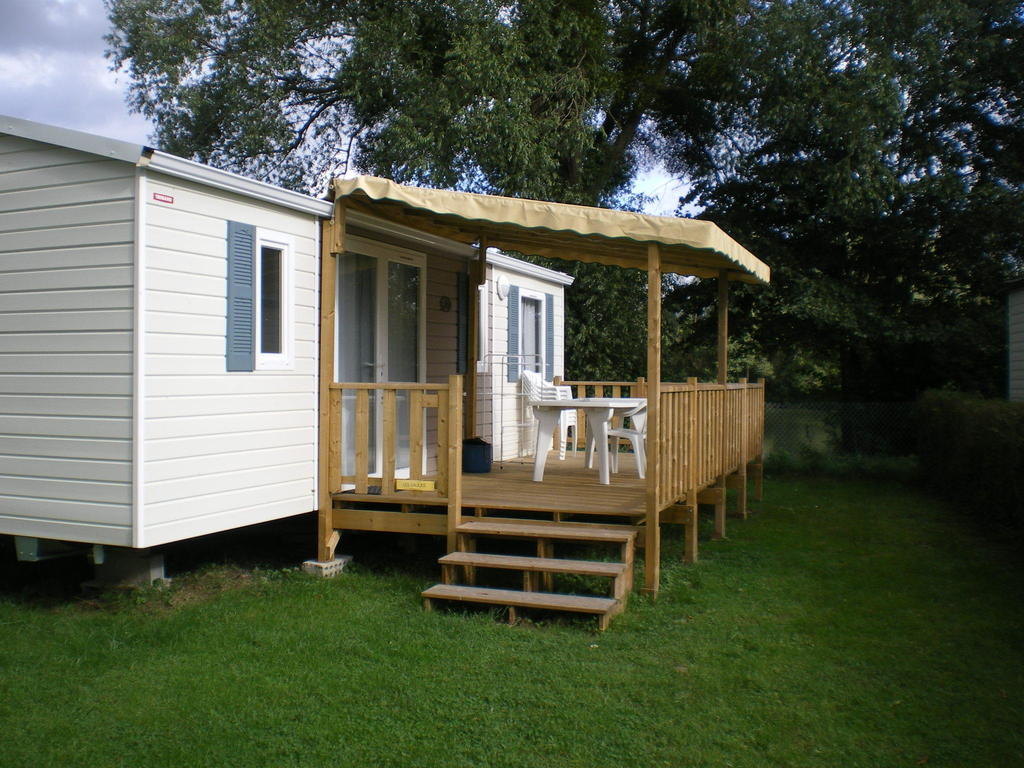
338;253;378;475
337;248;424;479
387;261;421;471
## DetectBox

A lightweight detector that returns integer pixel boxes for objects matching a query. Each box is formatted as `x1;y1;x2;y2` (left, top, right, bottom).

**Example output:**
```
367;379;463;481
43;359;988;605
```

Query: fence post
753;378;765;502
737;378;749;518
446;375;464;553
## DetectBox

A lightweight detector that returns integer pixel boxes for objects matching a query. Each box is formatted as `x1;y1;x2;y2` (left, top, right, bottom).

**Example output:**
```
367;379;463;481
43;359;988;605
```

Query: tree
661;0;1024;400
106;0;741;203
107;0;747;381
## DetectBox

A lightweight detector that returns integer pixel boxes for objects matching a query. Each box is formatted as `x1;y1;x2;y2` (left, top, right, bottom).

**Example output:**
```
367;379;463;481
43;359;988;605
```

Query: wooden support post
465;237;487;438
316;202;344;562
684;502;698;565
714;297;729;539
713;473;727;541
643;244;662;596
753;377;766;502
717;270;729;385
445;374;464;553
737;377;749;519
686;376;699;561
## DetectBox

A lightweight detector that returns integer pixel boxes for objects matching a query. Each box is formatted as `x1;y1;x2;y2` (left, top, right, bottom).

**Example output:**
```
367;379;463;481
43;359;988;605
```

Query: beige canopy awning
331;176;769;285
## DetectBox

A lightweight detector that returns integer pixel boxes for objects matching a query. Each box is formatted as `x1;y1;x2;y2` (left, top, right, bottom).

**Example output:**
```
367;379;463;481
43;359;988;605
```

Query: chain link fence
765;402;915;458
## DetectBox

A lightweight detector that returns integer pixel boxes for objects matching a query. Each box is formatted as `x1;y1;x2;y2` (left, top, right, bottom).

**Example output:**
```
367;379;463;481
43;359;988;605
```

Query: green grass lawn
1;478;1021;767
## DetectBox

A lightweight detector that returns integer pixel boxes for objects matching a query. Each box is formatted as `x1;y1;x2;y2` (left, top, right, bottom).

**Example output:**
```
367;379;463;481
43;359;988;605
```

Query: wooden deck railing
558;377;765;509
327;376;463;497
654;379;764;507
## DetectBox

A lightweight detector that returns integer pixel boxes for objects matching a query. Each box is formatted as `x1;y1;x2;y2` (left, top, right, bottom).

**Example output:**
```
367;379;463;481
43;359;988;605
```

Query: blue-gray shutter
544;292;555;381
225;220;256;372
507;285;520;382
456;271;468;374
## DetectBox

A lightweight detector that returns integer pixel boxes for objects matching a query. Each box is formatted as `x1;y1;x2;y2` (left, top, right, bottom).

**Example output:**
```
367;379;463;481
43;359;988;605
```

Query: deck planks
333;453;647;517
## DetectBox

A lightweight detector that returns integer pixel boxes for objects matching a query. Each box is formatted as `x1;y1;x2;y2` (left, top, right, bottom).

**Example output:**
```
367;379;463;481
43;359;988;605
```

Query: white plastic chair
520;370;577;460
586;402;647;478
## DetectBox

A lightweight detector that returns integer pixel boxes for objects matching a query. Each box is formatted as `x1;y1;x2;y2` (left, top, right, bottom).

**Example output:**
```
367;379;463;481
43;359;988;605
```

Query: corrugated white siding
1010;289;1024;402
0;134;136;545
141;171;319;546
481;265;567;461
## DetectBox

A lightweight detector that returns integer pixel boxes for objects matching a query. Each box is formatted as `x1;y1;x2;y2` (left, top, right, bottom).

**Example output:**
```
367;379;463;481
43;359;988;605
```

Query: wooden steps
438;551;630;599
422;585;622;631
456;519;636;544
422;518;637;630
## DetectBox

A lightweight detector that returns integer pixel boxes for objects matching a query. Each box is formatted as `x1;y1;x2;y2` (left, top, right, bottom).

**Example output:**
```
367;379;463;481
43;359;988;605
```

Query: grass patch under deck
0;478;1021;767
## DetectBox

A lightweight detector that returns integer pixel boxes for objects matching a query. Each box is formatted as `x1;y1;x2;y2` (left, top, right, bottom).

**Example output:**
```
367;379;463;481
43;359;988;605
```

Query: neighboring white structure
475;250;574;461
0;114;331;549
1010;281;1024;402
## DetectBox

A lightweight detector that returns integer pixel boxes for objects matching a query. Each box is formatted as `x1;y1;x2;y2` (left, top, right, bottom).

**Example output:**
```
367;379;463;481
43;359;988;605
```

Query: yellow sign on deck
396;479;436;492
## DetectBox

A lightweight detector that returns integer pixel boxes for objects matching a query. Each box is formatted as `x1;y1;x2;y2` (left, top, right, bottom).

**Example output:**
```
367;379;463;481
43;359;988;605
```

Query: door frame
334;234;427;385
334;235;427;477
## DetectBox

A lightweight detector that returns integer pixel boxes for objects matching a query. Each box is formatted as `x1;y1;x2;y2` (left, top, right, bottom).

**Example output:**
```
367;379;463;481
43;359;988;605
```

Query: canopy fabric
331;176;769;285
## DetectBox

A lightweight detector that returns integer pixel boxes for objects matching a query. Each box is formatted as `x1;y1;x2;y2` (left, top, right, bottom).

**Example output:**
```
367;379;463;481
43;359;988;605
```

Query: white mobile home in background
0;115;332;552
475;250;574;461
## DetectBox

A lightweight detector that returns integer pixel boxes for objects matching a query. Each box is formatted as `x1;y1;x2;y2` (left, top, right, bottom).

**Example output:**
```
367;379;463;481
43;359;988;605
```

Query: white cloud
0;0;153;144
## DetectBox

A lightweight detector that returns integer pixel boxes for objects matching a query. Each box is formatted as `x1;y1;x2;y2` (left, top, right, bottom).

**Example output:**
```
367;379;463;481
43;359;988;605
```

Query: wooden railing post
446;374;464;553
753;378;765;502
644;244;662;596
317;206;342;563
737;378;749;518
713;380;728;541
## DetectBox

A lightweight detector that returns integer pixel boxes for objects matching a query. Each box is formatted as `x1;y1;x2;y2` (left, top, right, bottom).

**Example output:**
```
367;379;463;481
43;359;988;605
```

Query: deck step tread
439;551;627;576
457;520;636;543
422;584;618;614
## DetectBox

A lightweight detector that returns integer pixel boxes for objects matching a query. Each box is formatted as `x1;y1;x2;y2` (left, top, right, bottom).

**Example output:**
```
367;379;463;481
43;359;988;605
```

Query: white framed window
519;287;545;374
255;229;294;370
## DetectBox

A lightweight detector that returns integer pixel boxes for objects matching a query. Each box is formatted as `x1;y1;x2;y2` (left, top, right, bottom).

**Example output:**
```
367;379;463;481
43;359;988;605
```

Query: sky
0;0;687;214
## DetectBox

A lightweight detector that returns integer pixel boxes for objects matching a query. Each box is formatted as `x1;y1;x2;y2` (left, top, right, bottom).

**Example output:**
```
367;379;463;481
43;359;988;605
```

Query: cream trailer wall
0;133;138;545
139;173;321;547
0;114;329;549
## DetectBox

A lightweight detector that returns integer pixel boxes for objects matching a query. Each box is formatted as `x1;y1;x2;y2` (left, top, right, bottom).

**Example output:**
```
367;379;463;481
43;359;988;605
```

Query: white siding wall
0;135;136;545
482;264;567;461
1010;289;1024;402
141;172;319;546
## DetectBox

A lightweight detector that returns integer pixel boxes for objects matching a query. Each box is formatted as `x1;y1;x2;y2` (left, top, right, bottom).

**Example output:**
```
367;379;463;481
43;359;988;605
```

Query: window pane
522;297;542;372
260;246;282;354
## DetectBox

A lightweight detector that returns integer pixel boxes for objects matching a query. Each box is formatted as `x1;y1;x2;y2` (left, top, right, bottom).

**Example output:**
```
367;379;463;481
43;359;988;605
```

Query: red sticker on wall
152;193;175;204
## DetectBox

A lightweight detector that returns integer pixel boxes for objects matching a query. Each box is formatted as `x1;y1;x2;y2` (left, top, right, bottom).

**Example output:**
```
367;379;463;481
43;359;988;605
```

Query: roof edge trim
0;113;142;163
147;152;333;218
487;250;575;286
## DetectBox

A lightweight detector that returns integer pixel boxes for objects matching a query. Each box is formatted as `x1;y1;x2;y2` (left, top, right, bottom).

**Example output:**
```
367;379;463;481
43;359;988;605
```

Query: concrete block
92;549;167;587
302;554;352;578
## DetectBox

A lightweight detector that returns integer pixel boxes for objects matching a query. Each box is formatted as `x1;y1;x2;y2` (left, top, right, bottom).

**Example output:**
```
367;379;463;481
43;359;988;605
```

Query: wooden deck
332;452;646;519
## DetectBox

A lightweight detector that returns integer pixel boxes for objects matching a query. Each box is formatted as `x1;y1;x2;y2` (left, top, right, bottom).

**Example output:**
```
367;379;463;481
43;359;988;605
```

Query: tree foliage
107;0;1024;397
106;0;739;202
106;0;743;381
663;0;1024;399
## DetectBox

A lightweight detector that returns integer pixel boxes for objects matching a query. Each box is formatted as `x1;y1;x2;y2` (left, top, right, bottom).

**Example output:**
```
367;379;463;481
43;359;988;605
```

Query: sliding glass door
336;240;425;476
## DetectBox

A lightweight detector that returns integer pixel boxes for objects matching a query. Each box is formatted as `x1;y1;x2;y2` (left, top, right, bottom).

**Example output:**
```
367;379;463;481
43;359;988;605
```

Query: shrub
914;390;1024;530
764;447;917;482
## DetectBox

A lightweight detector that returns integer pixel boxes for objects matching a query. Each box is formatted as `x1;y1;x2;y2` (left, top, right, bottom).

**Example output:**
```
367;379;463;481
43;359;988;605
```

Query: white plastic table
528;397;645;484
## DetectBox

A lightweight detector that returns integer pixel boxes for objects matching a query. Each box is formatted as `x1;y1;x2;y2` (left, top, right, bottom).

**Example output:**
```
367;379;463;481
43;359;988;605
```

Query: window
255;233;292;369
226;221;293;371
476;281;489;372
506;285;555;382
520;292;544;373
